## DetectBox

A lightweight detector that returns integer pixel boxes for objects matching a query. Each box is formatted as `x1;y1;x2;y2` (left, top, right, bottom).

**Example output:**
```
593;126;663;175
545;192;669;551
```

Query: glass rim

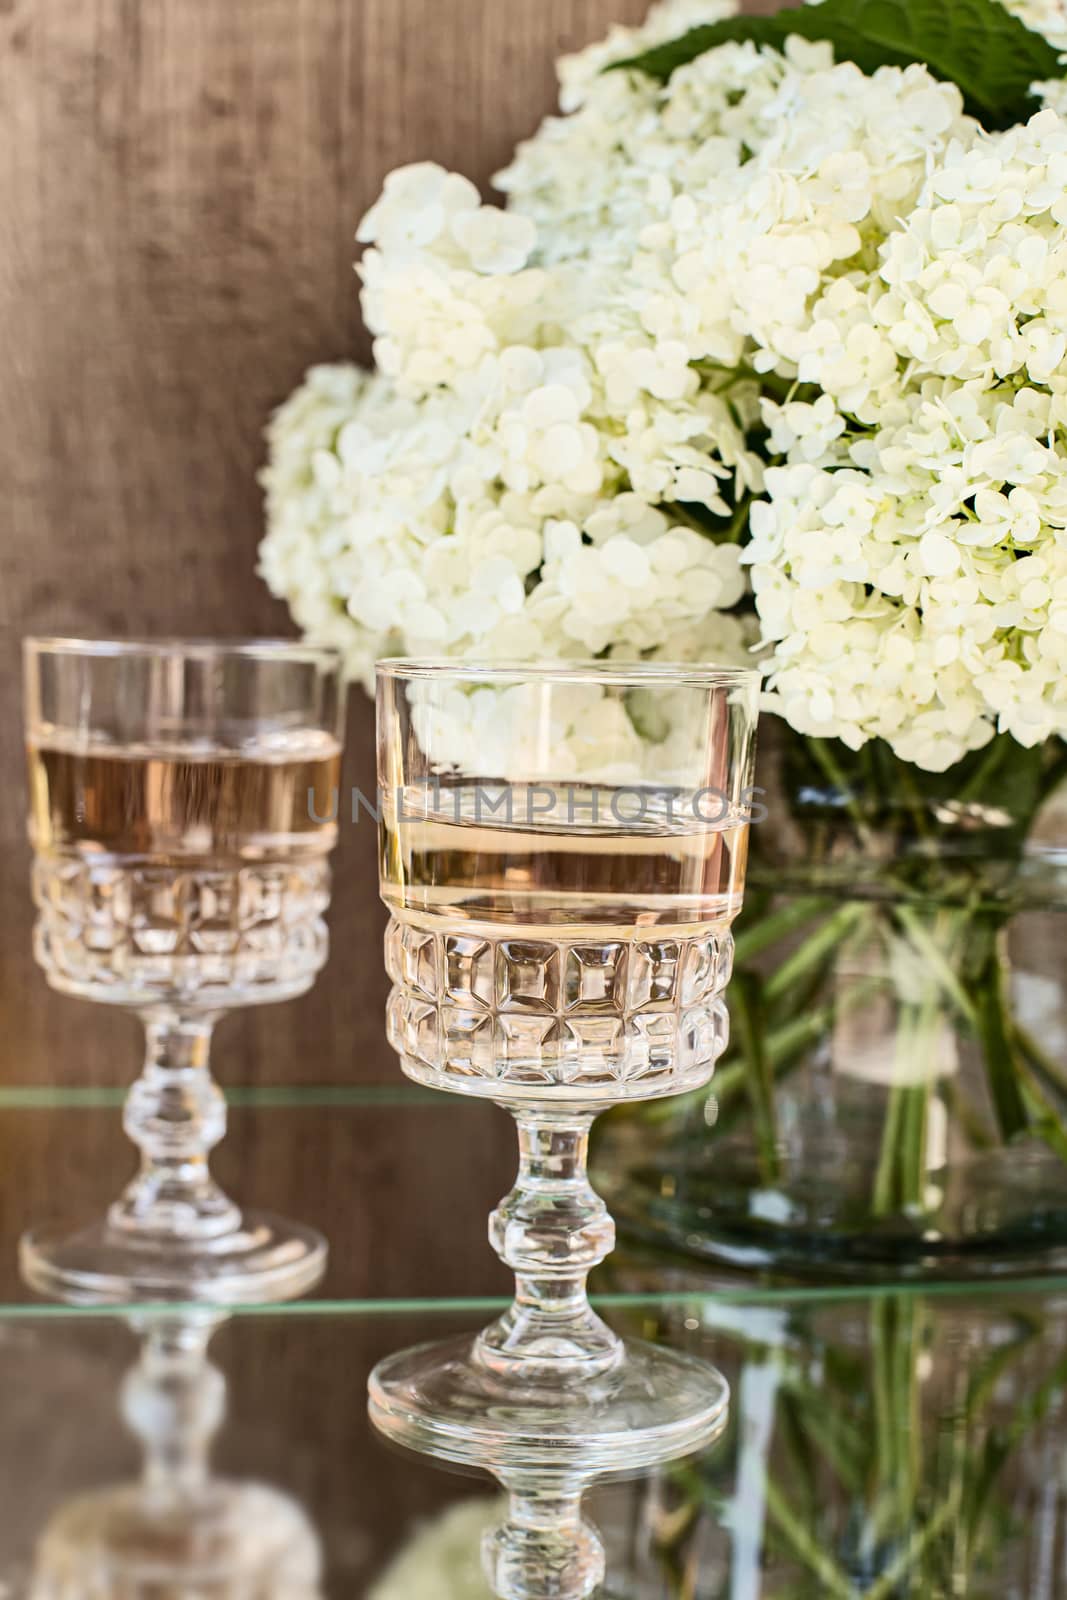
24;636;343;669
376;656;761;689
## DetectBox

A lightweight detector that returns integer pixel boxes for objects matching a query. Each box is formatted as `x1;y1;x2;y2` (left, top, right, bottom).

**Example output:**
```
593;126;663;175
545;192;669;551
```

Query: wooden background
0;0;775;1284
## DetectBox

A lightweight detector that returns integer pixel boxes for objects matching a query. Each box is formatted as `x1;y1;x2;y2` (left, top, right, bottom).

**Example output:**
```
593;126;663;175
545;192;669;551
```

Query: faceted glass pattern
33;854;331;1006
385;918;732;1097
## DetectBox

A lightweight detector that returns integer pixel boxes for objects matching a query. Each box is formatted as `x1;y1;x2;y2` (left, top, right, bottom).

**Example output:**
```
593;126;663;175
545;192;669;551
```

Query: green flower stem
777;1391;824;1524
762;902;868;1006
941;1077;994;1150
762;1479;857;1600
871;1297;917;1539
993;1346;1067;1451
778;1379;867;1494
962;1314;1040;1417
861;1492;961;1600
956;731;1020;807
720;1017;824;1098
872;1001;940;1218
669;1300;1057;1600
971;924;1029;1142
872;1085;907;1218
883;909;973;1219
630;900;852;1132
1019;1069;1067;1164
732;970;780;1182
959;1348;1067;1572
893;757;934;844
1038;743;1067;803
1016;1022;1067;1104
870;1075;908;1209
891;905;975;1024
732;895;834;966
642;978;883;1139
900;1076;932;1213
807;738;876;848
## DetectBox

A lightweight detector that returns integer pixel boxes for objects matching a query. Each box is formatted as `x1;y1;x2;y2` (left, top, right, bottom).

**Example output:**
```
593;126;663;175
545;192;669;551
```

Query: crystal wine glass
368;660;760;1502
22;638;345;1305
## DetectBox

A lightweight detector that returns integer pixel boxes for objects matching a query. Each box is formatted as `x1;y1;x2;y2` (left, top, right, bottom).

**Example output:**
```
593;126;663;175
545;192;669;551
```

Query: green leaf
612;0;1066;130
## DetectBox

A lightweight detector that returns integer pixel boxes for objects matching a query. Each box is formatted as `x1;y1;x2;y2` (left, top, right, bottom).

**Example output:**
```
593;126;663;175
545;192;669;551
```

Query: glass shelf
1;1093;1066;1593
0;1084;444;1109
4;1284;1067;1596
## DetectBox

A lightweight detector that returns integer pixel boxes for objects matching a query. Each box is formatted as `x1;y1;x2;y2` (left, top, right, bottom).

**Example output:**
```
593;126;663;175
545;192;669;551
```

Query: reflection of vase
596;1291;1067;1600
599;728;1067;1273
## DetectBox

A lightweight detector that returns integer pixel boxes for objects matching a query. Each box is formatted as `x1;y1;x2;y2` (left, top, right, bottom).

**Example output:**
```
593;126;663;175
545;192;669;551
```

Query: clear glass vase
598;726;1067;1276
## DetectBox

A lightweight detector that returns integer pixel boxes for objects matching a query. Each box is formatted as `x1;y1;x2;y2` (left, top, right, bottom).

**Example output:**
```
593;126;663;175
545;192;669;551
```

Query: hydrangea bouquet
261;0;1067;1263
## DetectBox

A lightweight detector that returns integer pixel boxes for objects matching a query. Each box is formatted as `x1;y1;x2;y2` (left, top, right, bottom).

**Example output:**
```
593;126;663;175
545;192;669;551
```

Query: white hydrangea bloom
556;0;739;113
747;112;1067;767
262;96;764;729
1002;0;1067;53
357;166;545;392
262;0;1067;774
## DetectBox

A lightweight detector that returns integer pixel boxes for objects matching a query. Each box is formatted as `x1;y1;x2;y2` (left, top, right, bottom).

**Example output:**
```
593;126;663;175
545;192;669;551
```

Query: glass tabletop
0;1097;1062;1593
1;1282;1065;1597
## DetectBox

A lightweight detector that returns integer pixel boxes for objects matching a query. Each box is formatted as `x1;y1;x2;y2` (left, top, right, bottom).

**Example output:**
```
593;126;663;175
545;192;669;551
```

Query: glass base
368;1333;729;1476
20;1211;327;1306
595;1123;1067;1281
30;1480;322;1597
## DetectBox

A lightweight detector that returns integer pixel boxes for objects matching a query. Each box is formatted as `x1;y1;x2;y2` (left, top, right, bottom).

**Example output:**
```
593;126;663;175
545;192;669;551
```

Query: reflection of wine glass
22;639;345;1305
371;1483;597;1600
28;1313;324;1598
369;661;759;1507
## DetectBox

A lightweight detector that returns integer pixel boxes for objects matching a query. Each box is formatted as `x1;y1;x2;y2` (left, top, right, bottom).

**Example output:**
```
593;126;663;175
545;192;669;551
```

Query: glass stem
109;1011;242;1240
483;1480;605;1600
476;1110;622;1379
122;1316;225;1505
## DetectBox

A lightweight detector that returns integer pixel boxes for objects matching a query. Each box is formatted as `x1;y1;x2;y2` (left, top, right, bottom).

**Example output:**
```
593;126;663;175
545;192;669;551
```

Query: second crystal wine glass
369;659;760;1482
22;638;345;1305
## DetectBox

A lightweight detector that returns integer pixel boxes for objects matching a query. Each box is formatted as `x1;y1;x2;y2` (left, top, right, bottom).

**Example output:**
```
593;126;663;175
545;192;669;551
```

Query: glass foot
20;1211;327;1306
30;1479;322;1596
368;1333;729;1476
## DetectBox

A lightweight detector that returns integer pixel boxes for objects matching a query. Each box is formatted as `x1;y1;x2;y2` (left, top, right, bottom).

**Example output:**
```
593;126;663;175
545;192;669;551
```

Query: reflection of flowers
368;1498;502;1600
406;678;735;785
632;1292;1067;1599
